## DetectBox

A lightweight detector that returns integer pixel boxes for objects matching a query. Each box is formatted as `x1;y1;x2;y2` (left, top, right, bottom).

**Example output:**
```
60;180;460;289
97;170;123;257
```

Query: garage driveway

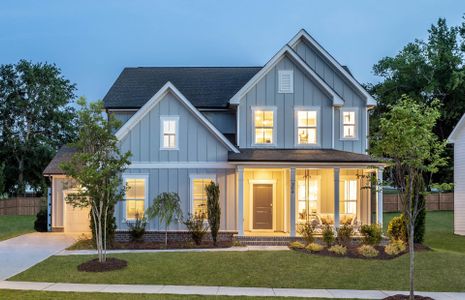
0;232;77;280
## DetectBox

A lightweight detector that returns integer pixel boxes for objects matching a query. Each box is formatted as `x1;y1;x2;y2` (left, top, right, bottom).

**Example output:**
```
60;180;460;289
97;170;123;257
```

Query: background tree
370;96;446;300
146;192;183;246
0;60;76;195
367;17;465;183
206;181;221;246
61;98;131;263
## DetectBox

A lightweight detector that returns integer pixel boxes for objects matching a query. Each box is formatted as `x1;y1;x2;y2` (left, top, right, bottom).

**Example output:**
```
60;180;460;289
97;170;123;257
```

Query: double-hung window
190;175;216;219
160;116;179;150
253;107;276;145
341;179;357;215
341;110;357;139
124;175;148;221
296;109;318;145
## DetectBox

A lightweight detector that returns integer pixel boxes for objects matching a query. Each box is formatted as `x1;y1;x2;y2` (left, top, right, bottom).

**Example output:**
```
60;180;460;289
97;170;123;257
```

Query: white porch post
377;167;384;225
237;166;244;236
334;167;340;229
290;167;296;237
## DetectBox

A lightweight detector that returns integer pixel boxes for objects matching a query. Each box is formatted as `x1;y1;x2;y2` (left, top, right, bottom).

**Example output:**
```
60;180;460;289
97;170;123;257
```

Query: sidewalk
57;245;290;256
1;281;464;299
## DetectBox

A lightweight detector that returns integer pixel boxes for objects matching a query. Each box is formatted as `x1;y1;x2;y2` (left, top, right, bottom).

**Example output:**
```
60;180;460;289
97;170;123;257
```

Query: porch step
235;236;302;246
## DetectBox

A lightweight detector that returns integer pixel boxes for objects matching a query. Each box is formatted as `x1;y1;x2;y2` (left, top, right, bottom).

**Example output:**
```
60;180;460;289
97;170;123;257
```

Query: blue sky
0;0;463;102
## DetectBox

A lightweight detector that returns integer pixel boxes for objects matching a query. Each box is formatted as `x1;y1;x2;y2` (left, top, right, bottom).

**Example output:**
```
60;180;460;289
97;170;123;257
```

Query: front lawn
0;215;35;241
10;211;465;292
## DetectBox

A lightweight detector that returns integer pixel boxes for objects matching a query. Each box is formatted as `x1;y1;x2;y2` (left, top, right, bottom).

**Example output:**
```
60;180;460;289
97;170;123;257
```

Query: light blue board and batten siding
117;92;230;162
116;168;236;231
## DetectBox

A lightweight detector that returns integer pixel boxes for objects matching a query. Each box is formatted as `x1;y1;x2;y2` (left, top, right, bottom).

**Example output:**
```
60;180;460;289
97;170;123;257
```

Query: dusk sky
1;0;463;102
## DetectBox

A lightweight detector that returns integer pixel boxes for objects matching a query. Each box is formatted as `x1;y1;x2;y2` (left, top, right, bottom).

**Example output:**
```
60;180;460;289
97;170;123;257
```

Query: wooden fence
383;192;454;212
0;197;44;216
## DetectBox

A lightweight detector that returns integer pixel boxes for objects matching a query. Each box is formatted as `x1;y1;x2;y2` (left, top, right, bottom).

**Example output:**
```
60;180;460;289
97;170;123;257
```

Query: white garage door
63;190;91;233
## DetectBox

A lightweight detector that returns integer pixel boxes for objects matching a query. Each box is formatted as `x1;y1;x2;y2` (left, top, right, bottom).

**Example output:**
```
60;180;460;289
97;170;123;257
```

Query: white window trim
340;108;359;141
294;106;321;147
160;115;179;150
122;174;149;223
251;106;277;147
340;175;359;217
278;70;294;93
189;174;216;216
296;175;321;224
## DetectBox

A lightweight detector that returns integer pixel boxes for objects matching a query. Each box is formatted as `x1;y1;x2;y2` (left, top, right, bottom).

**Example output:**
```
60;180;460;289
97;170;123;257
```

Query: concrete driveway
0;232;77;280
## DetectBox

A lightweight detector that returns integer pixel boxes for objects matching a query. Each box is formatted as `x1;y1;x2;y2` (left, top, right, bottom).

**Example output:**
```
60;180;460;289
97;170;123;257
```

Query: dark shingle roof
103;67;262;109
43;146;77;175
228;149;380;163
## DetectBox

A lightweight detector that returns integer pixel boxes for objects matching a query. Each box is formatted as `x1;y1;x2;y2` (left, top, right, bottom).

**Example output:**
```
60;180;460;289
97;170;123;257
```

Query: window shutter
278;70;293;93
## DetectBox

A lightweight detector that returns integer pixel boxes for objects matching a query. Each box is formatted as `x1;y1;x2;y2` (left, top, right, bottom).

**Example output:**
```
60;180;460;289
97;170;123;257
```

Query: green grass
0;215;35;241
10;212;465;292
0;291;349;300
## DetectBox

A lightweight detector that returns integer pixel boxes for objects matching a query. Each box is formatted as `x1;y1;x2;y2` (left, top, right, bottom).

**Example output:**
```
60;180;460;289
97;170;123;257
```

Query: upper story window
296;109;318;145
252;107;276;145
124;175;148;221
278;70;294;93
341;109;358;140
160;116;179;150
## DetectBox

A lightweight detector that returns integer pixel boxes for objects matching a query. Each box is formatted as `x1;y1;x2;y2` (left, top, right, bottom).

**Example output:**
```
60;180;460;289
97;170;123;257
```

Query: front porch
236;166;383;237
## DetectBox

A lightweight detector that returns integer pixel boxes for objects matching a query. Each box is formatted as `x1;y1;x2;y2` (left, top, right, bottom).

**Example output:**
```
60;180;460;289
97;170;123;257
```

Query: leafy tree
61;98;131;263
0;60;76;195
368;17;465;182
206;181;221;246
370;96;446;300
147;192;183;246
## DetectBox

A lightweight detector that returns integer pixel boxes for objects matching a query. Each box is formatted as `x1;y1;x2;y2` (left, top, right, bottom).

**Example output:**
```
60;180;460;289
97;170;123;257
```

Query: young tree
370;96;446;300
0;60;77;195
146;192;183;246
61;98;131;263
206;181;220;246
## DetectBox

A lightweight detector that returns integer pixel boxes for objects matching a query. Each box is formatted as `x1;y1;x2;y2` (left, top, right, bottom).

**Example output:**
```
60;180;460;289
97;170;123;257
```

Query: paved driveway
0;232;76;280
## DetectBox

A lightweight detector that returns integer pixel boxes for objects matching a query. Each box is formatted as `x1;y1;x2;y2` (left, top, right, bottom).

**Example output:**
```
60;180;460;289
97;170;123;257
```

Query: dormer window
252;107;276;145
341;109;358;140
278;70;294;93
160;116;179;150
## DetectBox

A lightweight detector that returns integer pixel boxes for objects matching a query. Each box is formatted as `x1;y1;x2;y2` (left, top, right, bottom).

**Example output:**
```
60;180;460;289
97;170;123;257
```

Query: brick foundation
115;230;237;243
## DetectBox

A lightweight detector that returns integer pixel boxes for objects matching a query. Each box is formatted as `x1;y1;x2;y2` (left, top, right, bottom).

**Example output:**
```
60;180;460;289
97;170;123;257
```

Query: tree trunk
17;158;25;196
409;222;415;300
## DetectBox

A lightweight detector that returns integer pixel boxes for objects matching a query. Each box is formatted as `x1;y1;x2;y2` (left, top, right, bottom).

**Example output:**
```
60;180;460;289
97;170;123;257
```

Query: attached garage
64;190;91;233
448;113;465;236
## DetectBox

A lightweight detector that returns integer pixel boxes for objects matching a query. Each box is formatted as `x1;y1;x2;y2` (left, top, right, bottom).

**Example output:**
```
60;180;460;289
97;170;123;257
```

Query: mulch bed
77;258;128;272
111;241;233;250
383;295;434;300
292;243;430;260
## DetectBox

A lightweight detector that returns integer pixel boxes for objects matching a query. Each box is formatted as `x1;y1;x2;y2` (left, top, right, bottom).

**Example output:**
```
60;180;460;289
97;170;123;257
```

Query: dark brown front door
253;184;273;230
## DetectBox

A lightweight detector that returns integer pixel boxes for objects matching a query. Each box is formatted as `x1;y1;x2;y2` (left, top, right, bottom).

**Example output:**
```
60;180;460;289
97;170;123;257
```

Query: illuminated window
297;178;319;221
254;109;275;144
160;116;179;149
125;177;146;220
342;179;357;214
297;110;317;144
342;110;357;139
191;177;215;218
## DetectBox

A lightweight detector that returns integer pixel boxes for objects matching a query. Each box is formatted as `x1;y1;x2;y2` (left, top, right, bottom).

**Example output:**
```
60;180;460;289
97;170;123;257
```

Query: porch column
237;166;244;236
290;167;296;237
377;167;384;225
334;167;340;228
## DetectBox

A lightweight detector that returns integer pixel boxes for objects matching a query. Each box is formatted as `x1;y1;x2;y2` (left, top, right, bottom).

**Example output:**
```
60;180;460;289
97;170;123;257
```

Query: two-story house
44;29;385;240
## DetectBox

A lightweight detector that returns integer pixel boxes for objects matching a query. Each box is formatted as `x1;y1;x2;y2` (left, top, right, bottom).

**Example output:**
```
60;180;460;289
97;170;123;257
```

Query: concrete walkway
58;245;290;256
1;281;464;299
0;233;77;280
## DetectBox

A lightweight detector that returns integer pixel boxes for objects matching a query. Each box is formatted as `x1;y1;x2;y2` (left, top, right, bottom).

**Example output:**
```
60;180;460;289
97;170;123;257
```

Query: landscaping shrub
34;207;48;232
305;242;324;252
126;213;147;242
289;241;305;249
360;224;383;246
387;215;407;241
206;181;220;246
297;221;314;244
184;213;209;245
322;224;335;247
337;224;353;246
328;244;347;255
384;239;407;256
358;244;379;258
